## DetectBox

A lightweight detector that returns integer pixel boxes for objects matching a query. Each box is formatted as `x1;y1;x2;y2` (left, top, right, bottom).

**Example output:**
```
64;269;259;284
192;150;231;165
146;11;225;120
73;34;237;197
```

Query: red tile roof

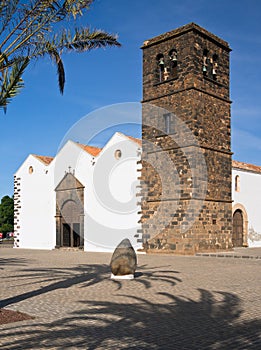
33;155;54;165
232;160;261;174
32;134;141;163
76;133;141;156
77;143;102;156
124;135;142;147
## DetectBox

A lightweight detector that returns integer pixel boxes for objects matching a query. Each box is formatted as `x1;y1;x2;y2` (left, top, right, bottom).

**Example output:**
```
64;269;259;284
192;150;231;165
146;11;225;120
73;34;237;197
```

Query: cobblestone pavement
0;248;260;349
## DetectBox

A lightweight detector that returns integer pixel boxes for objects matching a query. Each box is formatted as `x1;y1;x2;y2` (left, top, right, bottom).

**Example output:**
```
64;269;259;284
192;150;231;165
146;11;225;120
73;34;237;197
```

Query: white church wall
54;140;93;188
14;134;142;252
83;133;142;252
232;168;261;247
15;155;55;249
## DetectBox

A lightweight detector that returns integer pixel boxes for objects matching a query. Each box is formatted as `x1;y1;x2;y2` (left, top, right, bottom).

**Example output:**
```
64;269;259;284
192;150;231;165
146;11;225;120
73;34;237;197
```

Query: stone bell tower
140;23;233;253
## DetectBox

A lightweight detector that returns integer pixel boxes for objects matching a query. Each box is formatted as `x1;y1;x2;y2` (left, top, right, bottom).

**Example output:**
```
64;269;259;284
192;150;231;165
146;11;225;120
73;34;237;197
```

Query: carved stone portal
55;172;84;249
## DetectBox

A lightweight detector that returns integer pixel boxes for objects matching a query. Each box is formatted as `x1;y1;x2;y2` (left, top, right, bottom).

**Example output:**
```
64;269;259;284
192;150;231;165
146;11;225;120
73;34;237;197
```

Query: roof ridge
32;154;54;165
75;142;102;157
233;160;261;174
116;132;142;146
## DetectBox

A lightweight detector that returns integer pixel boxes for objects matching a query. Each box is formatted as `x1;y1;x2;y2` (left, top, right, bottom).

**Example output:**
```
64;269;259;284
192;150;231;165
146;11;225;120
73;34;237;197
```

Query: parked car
0;232;3;243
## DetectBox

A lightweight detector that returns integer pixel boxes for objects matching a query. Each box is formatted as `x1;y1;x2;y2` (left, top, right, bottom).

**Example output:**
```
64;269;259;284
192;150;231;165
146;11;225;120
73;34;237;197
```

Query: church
14;132;142;252
13;23;261;253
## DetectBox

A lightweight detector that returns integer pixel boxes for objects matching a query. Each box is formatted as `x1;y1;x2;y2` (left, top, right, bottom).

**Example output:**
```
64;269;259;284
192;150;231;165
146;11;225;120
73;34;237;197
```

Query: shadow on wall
1;289;260;349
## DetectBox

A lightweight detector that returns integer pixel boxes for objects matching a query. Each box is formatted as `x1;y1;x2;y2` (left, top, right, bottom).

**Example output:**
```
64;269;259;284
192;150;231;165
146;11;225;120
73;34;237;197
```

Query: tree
0;0;121;111
0;195;14;235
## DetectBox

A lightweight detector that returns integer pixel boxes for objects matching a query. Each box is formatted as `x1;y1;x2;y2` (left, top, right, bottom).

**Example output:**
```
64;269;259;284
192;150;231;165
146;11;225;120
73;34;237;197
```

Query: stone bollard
110;238;137;279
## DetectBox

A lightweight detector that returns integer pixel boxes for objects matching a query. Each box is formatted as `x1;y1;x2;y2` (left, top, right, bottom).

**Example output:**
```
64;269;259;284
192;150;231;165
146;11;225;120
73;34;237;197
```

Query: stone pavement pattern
0;248;260;349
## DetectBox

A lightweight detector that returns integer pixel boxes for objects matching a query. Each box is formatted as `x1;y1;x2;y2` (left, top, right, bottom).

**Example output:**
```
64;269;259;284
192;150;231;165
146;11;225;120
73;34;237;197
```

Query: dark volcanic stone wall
140;23;233;253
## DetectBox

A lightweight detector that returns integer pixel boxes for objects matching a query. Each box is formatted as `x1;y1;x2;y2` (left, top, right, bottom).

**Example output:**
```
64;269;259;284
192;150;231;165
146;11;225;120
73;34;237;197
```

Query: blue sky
1;0;261;198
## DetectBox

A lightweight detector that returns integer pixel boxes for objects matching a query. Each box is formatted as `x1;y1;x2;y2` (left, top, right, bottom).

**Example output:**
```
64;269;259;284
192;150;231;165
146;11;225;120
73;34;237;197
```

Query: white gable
14;134;142;252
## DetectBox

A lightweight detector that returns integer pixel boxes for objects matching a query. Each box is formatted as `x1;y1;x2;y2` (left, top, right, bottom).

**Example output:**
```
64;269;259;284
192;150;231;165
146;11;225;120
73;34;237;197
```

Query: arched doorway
232;210;243;247
232;204;248;247
55;172;84;249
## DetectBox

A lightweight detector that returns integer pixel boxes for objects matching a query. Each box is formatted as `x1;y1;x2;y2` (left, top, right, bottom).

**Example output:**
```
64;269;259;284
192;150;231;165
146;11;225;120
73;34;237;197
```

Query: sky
1;0;261;198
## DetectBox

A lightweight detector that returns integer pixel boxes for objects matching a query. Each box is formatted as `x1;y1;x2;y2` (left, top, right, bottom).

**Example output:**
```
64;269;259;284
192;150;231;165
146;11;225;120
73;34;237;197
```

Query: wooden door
232;210;243;247
73;223;80;247
63;223;71;247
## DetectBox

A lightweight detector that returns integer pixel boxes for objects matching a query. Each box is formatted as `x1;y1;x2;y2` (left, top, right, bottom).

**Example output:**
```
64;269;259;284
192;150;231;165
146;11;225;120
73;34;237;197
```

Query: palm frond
27;27;121;58
0;1;121;109
50;27;121;53
0;57;30;112
21;27;120;94
63;29;121;52
0;0;20;36
47;45;65;94
63;0;93;19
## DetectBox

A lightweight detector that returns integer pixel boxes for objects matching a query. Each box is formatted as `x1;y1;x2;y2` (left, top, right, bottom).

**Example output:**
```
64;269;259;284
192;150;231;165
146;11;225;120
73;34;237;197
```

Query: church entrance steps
54;247;84;252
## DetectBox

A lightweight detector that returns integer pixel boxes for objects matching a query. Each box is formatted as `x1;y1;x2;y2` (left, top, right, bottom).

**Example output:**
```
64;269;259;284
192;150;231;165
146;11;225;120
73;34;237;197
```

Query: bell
159;58;164;65
203;65;207;72
212;68;217;75
170;54;177;62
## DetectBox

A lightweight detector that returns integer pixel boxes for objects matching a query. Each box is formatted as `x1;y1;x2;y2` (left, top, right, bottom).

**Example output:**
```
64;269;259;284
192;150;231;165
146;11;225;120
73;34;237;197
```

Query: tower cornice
142;22;231;52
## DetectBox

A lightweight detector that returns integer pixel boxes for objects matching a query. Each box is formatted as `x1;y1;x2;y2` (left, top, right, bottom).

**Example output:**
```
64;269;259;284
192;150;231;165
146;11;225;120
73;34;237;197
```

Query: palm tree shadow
110;264;181;290
2;289;260;349
0;257;30;267
0;263;181;308
134;272;143;277
0;264;110;308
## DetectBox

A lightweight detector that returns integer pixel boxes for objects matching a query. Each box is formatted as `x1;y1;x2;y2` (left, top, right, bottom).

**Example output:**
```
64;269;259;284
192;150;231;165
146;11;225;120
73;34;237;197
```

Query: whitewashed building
14;132;142;252
14;134;261;251
232;160;261;247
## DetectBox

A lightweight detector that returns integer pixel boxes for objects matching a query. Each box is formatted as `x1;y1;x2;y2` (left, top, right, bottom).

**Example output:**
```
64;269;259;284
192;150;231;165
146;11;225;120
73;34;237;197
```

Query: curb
196;253;261;259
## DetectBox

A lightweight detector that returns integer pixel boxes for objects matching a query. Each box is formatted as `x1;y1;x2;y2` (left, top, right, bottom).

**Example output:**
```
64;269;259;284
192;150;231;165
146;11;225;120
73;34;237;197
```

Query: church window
203;49;209;76
114;149;122;159
212;54;218;80
235;175;240;192
164;113;171;134
156;53;165;82
29;166;33;174
169;49;178;78
203;50;218;80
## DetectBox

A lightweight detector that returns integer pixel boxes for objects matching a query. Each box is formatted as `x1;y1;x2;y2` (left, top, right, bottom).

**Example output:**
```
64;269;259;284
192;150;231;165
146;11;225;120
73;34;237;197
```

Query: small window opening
156;53;164;82
114;149;122;160
212;54;218;80
169;49;178;78
203;49;209;76
164;113;171;134
29;166;34;174
235;175;240;192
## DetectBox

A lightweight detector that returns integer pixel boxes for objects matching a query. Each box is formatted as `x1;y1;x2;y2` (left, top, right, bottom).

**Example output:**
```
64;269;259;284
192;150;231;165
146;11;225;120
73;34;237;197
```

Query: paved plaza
0;248;260;349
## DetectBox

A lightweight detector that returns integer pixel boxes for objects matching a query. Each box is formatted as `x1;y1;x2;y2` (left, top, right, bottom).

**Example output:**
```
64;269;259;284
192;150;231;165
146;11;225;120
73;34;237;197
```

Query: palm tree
0;0;121;111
